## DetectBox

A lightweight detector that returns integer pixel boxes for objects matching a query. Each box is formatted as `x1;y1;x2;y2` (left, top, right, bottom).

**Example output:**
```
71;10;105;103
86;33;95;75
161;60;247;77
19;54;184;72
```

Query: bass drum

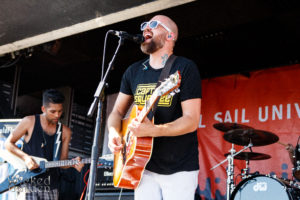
230;175;300;200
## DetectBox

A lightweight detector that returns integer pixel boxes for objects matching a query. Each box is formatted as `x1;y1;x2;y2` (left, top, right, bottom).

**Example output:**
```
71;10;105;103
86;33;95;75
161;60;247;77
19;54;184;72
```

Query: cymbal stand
241;159;250;179
211;142;253;200
226;144;235;200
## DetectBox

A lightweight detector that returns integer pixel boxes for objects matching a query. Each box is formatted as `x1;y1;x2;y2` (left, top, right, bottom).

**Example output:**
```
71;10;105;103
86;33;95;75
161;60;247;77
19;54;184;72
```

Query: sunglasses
140;20;172;33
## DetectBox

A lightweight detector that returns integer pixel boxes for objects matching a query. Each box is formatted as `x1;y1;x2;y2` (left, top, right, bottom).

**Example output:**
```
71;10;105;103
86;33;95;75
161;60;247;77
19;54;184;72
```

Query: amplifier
95;166;133;193
95;154;115;191
95;155;133;193
96;164;115;190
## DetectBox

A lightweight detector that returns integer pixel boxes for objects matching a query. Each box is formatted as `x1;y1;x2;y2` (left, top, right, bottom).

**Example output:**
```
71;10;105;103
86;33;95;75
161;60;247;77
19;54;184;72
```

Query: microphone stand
85;30;124;200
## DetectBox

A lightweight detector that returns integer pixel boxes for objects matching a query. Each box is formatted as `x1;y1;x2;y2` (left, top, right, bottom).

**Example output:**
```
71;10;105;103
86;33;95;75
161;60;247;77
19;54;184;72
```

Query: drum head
231;175;292;200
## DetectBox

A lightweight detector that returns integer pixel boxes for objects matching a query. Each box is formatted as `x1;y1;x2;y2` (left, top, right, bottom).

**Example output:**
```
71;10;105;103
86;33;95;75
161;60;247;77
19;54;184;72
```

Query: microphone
110;30;145;44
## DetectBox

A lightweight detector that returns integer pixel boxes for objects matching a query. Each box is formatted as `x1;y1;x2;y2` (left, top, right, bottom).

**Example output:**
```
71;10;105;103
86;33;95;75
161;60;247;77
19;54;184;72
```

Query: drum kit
211;122;300;200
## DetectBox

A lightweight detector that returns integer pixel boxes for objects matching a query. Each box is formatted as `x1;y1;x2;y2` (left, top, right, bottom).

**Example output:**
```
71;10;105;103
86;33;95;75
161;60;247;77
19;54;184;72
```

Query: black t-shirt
120;56;202;174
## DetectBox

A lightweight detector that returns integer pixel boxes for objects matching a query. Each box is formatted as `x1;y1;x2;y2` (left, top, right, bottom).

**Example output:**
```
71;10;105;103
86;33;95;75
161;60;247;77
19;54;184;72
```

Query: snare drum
230;175;300;200
293;144;300;181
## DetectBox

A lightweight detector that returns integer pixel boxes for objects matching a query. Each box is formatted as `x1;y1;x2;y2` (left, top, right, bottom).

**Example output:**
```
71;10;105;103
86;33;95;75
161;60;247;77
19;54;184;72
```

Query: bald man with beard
108;15;202;200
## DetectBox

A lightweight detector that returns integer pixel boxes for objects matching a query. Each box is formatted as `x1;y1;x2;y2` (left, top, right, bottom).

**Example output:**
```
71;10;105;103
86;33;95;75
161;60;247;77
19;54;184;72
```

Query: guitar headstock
156;70;181;97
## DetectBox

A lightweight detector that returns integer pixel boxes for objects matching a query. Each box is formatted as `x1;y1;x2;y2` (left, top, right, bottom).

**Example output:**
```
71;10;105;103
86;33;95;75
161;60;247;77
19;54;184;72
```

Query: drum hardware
230;151;270;180
211;142;254;200
292;182;300;190
212;123;279;200
293;143;300;182
241;170;260;180
223;152;271;180
241;160;250;179
279;177;300;189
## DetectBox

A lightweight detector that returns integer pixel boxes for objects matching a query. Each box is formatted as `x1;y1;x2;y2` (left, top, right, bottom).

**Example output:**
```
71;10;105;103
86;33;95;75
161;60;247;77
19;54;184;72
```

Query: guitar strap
147;54;177;120
52;122;62;161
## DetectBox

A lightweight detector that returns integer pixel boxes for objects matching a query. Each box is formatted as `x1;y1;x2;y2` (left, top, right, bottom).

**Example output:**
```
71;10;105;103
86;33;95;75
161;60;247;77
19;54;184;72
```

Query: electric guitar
0;149;113;194
113;70;181;189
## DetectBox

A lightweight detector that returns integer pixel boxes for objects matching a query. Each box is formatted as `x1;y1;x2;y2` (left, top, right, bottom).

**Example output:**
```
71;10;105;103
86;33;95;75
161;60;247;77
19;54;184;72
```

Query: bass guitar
0;149;113;194
113;70;181;189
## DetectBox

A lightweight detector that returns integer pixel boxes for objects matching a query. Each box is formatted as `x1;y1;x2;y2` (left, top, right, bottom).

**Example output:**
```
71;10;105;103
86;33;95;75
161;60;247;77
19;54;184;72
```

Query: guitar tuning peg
175;88;180;93
169;92;176;97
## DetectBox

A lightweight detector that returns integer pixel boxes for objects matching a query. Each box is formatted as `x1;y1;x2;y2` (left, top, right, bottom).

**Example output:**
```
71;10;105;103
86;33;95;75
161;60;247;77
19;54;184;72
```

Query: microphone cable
100;30;114;81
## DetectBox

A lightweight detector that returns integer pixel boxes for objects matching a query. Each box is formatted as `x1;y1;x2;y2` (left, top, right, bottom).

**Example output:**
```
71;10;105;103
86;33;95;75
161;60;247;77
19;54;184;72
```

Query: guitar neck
134;70;181;123
137;91;159;122
45;158;91;168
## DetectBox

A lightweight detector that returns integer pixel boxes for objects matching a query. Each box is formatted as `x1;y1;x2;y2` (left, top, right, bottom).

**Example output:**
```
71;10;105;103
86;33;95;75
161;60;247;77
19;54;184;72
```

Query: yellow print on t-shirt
134;84;173;107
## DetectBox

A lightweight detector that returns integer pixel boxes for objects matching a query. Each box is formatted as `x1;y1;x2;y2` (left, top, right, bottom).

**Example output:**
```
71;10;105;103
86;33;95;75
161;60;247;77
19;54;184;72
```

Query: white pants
135;170;199;200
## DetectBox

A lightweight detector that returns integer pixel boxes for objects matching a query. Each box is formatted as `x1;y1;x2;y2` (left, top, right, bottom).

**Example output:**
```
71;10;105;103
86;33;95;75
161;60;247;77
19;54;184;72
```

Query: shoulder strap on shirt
148;54;177;119
52;122;62;161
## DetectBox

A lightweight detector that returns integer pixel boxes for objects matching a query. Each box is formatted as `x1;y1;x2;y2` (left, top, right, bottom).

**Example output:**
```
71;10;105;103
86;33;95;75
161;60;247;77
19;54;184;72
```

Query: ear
166;32;174;41
41;105;46;113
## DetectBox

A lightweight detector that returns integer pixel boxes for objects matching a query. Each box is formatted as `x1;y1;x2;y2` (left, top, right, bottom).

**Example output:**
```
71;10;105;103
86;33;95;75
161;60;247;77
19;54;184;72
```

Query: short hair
42;89;65;106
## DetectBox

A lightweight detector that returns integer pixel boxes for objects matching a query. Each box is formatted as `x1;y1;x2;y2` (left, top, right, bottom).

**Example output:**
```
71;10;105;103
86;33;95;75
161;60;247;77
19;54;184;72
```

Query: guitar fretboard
45;158;91;168
137;90;159;122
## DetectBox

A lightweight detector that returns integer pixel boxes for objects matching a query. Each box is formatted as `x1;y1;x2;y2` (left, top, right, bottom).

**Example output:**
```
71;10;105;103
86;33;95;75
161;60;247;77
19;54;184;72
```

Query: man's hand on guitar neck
72;156;84;172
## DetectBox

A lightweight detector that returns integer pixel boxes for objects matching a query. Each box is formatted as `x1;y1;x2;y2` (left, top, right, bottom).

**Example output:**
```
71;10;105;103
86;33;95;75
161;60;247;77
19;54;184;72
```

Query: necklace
41;130;47;148
40;115;58;148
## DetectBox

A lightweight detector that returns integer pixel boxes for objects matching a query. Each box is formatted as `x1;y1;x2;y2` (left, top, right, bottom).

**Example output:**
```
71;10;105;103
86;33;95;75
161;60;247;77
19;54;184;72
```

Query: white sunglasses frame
140;20;172;33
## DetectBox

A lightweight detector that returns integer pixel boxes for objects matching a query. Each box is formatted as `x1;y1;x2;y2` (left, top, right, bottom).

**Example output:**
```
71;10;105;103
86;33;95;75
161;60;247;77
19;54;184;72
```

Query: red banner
197;64;300;199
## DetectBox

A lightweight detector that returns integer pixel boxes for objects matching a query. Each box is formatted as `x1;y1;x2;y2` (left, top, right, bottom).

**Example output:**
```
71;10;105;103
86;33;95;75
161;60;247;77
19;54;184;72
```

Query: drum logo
253;182;267;192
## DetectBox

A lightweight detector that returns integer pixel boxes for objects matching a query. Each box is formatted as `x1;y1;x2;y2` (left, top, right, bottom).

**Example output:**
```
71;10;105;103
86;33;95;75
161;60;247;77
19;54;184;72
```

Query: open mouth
144;32;152;41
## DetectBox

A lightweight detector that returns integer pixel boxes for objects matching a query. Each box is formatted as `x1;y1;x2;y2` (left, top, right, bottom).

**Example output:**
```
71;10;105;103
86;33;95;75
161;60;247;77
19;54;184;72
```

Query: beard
140;34;165;54
47;117;58;125
44;114;59;125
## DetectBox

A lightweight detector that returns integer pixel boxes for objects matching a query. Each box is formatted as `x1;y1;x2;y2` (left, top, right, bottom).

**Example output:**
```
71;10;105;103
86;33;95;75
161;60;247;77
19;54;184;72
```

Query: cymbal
213;123;253;132
223;129;279;146
224;152;271;160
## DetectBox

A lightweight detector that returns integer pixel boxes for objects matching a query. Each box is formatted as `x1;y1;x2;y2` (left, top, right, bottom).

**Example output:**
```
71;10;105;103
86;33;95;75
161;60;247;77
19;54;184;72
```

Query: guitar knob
175;88;180;93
